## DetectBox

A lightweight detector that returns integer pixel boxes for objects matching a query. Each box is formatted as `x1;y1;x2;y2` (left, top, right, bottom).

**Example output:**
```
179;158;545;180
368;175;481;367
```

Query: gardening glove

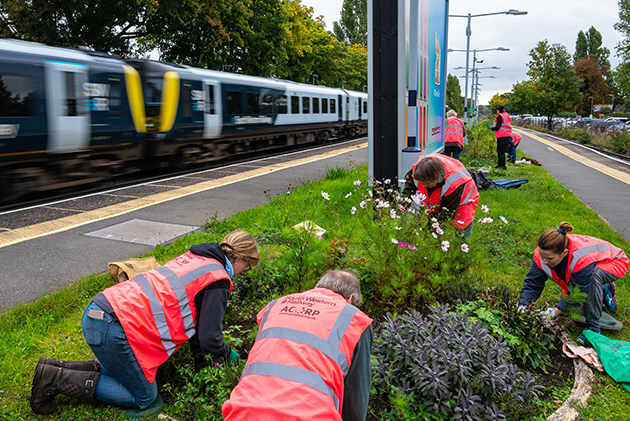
487;125;494;130
537;307;559;327
226;348;240;365
517;304;527;313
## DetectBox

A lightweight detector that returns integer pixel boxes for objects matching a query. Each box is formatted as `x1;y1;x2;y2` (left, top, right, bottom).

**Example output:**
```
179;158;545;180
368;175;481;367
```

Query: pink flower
398;242;407;248
317;235;322;240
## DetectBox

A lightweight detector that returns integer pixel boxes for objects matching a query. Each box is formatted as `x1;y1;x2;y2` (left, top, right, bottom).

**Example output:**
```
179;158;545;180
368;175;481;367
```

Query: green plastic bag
583;330;630;393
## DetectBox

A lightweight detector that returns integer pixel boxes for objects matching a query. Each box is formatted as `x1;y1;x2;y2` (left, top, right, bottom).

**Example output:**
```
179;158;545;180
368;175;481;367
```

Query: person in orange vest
509;131;522;163
518;222;628;346
30;230;259;415
488;105;512;170
402;154;479;239
222;270;373;421
442;109;466;160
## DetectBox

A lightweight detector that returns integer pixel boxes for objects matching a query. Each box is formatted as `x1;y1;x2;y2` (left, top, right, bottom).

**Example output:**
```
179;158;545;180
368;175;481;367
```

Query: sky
301;0;625;105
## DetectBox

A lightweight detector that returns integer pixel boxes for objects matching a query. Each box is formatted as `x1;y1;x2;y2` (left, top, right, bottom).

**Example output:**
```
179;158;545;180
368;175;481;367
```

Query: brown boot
40;357;100;372
30;358;100;415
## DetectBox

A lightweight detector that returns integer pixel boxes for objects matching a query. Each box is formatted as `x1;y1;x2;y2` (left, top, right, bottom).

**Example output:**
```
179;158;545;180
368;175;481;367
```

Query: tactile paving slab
85;219;199;246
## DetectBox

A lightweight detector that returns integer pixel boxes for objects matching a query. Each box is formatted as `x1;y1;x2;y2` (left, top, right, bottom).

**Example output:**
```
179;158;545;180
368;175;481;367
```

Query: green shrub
373;305;543;420
610;131;630;154
577;131;592;144
465;121;495;161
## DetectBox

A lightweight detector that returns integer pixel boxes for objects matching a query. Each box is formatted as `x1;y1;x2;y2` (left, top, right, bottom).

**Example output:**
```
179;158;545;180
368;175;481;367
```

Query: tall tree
446;74;464;116
614;0;630;111
527;40;581;129
332;0;367;47
507;81;536;115
574;55;611;115
488;93;509;114
573;26;611;69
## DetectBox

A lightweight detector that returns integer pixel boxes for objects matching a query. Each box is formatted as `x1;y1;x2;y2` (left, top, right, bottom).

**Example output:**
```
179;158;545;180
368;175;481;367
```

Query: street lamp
609;93;614;117
589;96;594;119
312;74;318;85
269;64;275;78
448;9;526;127
342;80;347;89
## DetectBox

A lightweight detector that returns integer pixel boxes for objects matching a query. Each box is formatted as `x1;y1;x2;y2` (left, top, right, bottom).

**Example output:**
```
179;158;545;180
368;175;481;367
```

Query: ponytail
537;222;573;253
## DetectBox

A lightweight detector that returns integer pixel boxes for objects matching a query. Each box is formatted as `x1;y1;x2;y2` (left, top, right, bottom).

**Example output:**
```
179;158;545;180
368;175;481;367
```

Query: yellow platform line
515;128;630;185
0;143;367;249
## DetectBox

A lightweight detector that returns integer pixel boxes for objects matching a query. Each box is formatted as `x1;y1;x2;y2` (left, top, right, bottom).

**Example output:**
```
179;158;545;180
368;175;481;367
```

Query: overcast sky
301;0;624;105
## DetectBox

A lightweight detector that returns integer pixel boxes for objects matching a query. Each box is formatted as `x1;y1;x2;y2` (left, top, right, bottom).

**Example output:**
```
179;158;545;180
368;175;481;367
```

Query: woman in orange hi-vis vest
30;231;259;415
442;109;466;160
489;105;512;170
223;270;373;421
518;222;628;347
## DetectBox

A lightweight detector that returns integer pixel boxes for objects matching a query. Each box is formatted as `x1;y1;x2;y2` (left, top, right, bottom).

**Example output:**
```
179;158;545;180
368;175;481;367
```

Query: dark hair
412;156;445;185
537;222;574;253
497;105;506;113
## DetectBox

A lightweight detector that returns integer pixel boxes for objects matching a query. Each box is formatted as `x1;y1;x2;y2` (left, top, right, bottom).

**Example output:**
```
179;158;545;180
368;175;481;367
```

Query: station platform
0;140;368;311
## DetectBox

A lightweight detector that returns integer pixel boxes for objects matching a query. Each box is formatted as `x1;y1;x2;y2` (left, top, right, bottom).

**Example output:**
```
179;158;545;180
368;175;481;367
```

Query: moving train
0;38;368;201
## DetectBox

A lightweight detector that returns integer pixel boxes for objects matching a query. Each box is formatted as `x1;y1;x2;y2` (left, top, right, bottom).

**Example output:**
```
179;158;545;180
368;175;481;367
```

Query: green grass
1;152;629;420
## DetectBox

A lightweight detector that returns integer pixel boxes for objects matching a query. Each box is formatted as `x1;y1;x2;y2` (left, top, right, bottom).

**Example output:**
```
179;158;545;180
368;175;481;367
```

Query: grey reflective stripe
441;169;469;196
258;299;278;332
538;256;554;279
135;274;177;355
137;262;225;355
241;362;340;411
256;327;349;374
570;244;613;273
459;184;474;206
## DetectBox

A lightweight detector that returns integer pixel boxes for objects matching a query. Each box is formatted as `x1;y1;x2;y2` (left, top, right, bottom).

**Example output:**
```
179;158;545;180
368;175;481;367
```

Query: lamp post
312;74;318;85
609;93;614;117
342;80;347;89
269;64;275;78
448;9;527;128
589;96;594;119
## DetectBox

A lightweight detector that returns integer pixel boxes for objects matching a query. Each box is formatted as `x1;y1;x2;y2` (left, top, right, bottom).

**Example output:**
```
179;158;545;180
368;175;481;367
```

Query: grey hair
315;270;362;306
446;109;457;117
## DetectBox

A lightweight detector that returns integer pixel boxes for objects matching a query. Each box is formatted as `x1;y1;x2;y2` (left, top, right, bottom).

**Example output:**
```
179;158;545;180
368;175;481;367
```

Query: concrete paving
516;128;630;243
0;141;368;311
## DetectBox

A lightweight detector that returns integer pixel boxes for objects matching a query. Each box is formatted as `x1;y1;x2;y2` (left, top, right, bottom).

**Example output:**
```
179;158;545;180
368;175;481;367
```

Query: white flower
394;226;402;231
500;216;508;224
359;201;367;209
391;238;398;244
390;209;398;219
368;190;373;197
425;209;431;215
432;222;440;229
321;191;330;200
456;220;465;225
479;217;494;224
376;200;390;209
354;180;361;186
286;190;291;195
482;204;490;213
441;240;450;252
351;206;357;215
385;179;391;184
436;227;444;235
345;192;352;198
431;217;438;223
432;232;438;239
461;243;470;253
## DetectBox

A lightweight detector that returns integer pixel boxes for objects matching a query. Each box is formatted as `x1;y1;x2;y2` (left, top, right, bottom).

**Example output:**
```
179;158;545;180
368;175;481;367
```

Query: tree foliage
507;81;536;115
488;93;508;114
527;40;581;128
574;55;611;115
573;26;611;70
446;74;464;116
332;0;367;47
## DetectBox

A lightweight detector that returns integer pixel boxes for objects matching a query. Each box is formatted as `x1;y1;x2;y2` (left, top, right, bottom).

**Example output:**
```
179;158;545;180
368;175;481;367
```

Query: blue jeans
582;268;619;333
82;302;157;409
442;146;461;160
509;145;518;163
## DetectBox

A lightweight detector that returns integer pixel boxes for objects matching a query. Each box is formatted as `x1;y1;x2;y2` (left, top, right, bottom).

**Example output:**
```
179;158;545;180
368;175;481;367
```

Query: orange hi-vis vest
534;234;629;296
102;251;231;382
512;131;522;146
222;288;373;421
444;116;465;147
412;154;479;230
495;112;512;138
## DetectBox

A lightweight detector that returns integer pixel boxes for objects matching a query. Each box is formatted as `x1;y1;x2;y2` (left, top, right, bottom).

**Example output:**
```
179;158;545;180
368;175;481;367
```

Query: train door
44;60;90;151
338;94;343;122
203;79;222;139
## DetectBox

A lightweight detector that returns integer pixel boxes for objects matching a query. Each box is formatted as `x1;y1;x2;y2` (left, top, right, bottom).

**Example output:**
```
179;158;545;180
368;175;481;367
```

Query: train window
108;78;122;117
302;97;310;114
0;73;35;117
330;98;336;114
291;96;299;114
261;94;274;114
246;92;259;114
205;85;215;115
322;98;328;113
64;72;78;116
277;95;287;114
313;98;319;114
144;77;162;117
363;100;367;114
183;85;192;117
227;91;242;114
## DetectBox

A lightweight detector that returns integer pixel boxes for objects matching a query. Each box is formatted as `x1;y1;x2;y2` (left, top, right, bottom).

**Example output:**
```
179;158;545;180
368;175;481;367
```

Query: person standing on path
518;222;628;346
489;105;512;170
442;110;466;160
222;270;373;421
30;230;259;415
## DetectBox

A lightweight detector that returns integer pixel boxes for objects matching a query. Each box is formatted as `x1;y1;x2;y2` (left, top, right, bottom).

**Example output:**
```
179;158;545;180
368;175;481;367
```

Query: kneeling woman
30;230;259;414
518;222;628;344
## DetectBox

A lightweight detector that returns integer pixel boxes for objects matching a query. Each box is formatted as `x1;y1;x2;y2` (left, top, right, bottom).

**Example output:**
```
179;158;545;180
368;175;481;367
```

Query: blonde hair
537;222;574;254
447;109;457;117
221;230;260;268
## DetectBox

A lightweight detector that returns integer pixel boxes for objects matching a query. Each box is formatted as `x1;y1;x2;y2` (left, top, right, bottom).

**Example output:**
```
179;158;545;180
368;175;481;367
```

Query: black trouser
496;136;512;169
